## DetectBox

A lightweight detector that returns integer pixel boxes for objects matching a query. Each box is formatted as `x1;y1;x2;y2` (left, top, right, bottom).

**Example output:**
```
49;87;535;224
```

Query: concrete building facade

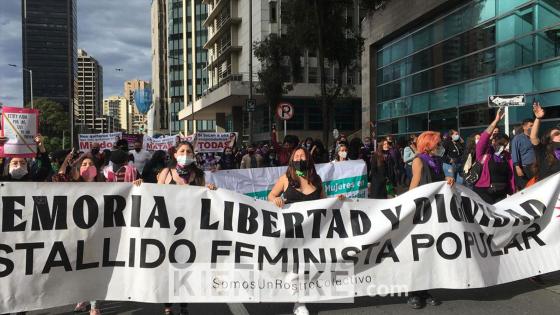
150;0;170;136
77;49;103;133
103;95;127;131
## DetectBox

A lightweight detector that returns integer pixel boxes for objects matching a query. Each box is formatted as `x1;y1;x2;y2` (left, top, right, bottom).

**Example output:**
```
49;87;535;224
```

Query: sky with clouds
0;0;152;107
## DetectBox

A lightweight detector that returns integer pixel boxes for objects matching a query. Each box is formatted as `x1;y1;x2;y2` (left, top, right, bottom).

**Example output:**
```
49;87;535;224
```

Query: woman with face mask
530;102;560;181
333;143;349;162
407;131;453;309
157;141;216;315
217;147;237;170
442;129;464;183
0;135;50;183
474;108;515;204
267;147;344;315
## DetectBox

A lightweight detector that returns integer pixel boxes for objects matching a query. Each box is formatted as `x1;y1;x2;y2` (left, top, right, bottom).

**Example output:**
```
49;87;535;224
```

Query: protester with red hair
407;130;453;309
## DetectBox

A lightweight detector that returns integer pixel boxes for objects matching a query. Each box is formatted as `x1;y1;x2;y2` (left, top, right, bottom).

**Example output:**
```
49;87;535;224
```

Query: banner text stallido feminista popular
0;193;548;276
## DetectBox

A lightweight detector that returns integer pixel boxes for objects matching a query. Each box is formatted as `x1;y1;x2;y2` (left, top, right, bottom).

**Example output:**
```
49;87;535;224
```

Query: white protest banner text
78;132;122;152
0;106;39;158
1;173;560;313
193;132;237;153
144;135;178;151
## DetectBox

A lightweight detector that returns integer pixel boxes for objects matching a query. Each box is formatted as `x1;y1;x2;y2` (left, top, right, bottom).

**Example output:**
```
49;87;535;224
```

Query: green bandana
296;170;305;177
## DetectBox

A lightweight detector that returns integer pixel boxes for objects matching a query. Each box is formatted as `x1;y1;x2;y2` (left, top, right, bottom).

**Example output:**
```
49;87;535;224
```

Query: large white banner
205;160;368;199
1;173;560;313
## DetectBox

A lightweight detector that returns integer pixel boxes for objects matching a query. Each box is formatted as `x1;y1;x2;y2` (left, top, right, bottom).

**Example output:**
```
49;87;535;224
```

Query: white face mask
176;155;195;166
452;135;460;141
435;145;445;157
9;166;28;179
338;151;348;159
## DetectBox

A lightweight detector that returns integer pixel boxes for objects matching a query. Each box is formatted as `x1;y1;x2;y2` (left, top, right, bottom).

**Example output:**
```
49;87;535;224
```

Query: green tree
253;34;292;130
32;98;70;151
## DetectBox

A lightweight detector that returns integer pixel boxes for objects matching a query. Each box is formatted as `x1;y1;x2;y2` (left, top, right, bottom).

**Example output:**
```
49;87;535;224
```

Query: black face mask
135;148;141;153
91;148;100;155
292;161;307;173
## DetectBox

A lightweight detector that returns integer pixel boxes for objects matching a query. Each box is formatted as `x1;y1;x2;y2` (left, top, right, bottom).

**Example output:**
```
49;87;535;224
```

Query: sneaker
293;303;309;315
74;302;88;312
89;309;101;315
407;295;424;309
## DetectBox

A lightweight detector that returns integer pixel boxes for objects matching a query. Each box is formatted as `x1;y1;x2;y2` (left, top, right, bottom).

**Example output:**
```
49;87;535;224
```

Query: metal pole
62;130;65;149
284;119;287;139
248;0;253;145
29;69;33;109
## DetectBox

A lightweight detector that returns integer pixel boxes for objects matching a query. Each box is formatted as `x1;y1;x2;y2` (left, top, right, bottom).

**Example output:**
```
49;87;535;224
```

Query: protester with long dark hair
403;135;418;184
408;131;454;309
310;139;328;164
142;150;167;183
530;102;560;181
442;129;464;182
333;142;349;162
369;143;387;199
217;146;237;170
156;141;215;315
474;108;515;204
267;147;344;315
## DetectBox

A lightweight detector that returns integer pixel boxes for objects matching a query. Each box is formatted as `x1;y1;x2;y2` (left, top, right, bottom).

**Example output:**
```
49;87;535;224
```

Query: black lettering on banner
413;198;431;224
361;242;380;264
262;210;280;237
464;232;475;258
350;210;371;236
450;194;465;222
200;198;218;230
103;195;126;228
303;248;325;266
42;241;72;274
411;234;434;261
131;195;142;227
476;233;489;257
235;242;255;263
341;247;360;264
435;194;447;223
307;209;326;238
505;209;531;226
258;246;288;271
32;196;67;230
486;234;503;256
169;239;196;264
238;203;258;234
521;223;546;248
140;239;166;268
224;201;234;231
103;238;125;267
377;240;399;263
211;240;231;263
129;238;136;267
380;205;401;230
0;244;14;278
477;203;492;227
461;196;478;223
436;232;462;260
15;242;44;275
283;212;304;238
73;195;99;229
145;196;170;229
503;236;524;254
2;196;27;231
327;209;348;238
292;248;299;273
519;199;546;219
76;240;99;270
492;211;510;228
330;248;338;263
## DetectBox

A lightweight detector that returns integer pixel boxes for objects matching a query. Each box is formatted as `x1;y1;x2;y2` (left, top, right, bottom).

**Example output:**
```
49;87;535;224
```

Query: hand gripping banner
1;172;560;313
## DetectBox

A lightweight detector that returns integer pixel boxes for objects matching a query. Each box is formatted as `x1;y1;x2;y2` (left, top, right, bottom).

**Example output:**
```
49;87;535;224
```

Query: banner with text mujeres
1;173;560;313
205;160;368;200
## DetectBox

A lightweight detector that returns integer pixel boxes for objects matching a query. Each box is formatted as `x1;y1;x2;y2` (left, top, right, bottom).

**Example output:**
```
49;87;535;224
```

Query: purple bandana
418;153;443;175
554;149;560;160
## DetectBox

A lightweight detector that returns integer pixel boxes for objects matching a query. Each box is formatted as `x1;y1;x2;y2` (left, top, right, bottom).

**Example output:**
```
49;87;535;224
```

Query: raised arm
485;107;504;135
530;101;544;146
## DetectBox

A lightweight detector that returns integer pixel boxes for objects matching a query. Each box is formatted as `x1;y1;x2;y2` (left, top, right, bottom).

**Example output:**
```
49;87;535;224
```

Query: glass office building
374;0;560;138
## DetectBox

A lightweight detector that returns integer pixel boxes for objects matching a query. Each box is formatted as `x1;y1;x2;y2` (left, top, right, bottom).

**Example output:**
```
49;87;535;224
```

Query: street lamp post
8;64;33;109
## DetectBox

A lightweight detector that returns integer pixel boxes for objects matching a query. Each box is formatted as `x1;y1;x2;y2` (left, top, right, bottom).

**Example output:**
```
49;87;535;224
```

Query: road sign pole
284;119;287;139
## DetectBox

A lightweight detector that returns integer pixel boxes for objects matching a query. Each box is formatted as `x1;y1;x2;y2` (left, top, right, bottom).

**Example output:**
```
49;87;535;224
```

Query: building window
270;1;277;23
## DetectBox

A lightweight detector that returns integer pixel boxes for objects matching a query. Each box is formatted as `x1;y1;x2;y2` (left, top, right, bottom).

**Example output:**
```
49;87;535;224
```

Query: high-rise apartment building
77;49;103;132
103;96;127;131
124;80;151;134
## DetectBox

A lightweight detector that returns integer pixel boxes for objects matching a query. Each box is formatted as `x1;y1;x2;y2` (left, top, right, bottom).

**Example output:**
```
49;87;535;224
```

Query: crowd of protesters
1;101;560;315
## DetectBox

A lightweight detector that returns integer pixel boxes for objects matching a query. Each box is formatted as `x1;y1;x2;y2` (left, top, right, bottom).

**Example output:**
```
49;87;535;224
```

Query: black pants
474;187;507;204
514;165;534;190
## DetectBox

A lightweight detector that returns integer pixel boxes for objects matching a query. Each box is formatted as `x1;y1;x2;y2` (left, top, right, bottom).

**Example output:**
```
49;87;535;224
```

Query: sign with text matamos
0;106;39;158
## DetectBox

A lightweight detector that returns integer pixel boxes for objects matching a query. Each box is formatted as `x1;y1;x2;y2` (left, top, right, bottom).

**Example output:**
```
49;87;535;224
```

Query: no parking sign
276;102;294;120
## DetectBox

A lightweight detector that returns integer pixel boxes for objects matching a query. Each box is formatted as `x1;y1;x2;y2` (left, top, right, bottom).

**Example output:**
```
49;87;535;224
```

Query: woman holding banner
267;146;344;315
407;131;454;309
157;141;216;315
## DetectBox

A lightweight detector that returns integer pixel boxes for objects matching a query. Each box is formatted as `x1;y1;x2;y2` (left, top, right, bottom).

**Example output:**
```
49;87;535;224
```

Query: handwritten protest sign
194;132;237;153
144;135;177;151
0;106;39;158
78;132;122;152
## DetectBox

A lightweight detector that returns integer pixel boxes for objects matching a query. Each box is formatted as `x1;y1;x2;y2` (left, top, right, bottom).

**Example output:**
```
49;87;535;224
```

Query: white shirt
129;149;152;174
